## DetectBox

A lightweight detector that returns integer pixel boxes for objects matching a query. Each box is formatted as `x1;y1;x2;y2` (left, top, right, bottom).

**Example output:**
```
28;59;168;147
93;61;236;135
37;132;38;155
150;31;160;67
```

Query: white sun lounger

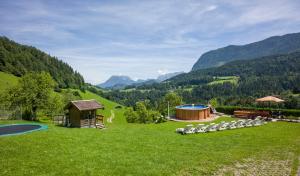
194;124;208;133
235;120;246;128
216;121;229;131
244;119;254;127
176;124;195;134
227;121;237;129
252;119;263;126
206;123;218;132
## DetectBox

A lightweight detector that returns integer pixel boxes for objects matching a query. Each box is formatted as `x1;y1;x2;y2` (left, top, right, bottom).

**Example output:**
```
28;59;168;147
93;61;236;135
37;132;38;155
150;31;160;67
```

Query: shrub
148;110;164;123
124;102;163;124
158;92;182;116
136;102;149;123
124;107;139;123
73;91;81;97
280;109;300;117
285;116;300;120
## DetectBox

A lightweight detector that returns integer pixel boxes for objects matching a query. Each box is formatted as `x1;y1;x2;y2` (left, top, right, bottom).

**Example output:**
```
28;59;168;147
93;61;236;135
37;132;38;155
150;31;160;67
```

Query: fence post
20;105;22;120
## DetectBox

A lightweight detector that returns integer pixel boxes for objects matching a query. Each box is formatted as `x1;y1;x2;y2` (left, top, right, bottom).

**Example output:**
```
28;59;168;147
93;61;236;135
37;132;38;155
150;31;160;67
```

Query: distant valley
0;32;299;110
102;32;300;109
97;72;184;89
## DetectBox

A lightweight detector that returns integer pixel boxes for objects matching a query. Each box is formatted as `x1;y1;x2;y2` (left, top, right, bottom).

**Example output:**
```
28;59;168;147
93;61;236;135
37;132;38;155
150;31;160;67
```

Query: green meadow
208;76;239;86
1;91;300;175
0;72;299;175
0;72;19;92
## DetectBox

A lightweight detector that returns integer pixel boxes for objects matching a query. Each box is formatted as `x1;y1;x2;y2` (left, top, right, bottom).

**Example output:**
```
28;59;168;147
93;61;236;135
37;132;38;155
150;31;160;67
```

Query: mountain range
98;72;184;89
192;32;300;70
103;32;300;108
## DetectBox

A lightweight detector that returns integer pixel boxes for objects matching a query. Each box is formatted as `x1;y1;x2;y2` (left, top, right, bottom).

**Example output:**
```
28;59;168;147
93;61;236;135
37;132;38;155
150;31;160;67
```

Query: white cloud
157;69;168;75
227;0;300;28
1;0;300;84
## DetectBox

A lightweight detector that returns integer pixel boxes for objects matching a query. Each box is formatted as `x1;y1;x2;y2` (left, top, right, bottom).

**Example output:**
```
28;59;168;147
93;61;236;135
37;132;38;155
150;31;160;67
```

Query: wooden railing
80;118;96;127
96;115;104;122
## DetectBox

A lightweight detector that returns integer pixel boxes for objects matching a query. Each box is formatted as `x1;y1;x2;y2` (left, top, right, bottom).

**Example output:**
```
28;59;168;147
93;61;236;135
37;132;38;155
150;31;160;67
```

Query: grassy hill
208;76;239;86
79;90;126;126
0;117;299;175
171;52;300;85
0;37;84;88
0;73;299;175
0;71;123;124
0;71;19;92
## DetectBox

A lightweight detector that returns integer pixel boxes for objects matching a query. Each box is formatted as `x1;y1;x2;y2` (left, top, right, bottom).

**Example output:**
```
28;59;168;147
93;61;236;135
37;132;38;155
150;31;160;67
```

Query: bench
234;110;270;119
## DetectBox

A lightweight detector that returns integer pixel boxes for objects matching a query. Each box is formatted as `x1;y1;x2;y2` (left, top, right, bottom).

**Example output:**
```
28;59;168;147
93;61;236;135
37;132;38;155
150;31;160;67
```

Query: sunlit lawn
1;115;300;175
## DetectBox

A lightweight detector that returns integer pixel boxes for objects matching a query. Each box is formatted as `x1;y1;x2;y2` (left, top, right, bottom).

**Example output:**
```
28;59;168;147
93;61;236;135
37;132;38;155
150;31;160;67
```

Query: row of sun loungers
176;117;267;135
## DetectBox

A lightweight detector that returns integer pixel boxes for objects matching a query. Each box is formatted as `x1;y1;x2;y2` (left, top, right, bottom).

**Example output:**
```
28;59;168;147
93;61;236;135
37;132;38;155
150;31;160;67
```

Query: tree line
0;36;85;89
0;72;82;120
124;92;182;124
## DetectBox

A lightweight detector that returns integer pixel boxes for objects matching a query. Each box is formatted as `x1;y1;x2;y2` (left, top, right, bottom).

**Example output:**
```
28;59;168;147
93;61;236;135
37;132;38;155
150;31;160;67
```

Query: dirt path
106;110;115;123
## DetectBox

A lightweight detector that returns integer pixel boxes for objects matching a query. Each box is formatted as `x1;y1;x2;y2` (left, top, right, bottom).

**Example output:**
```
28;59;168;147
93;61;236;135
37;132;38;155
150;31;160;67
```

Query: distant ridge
170;51;300;87
157;72;184;82
97;72;184;89
97;75;135;89
192;32;300;71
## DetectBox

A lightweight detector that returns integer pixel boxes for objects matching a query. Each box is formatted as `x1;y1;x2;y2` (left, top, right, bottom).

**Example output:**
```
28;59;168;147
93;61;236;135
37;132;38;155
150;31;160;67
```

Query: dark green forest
103;52;300;109
0;37;84;88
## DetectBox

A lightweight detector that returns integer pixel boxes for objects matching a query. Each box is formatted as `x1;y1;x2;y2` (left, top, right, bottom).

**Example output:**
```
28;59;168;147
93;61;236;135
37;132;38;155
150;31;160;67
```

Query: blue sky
1;0;300;84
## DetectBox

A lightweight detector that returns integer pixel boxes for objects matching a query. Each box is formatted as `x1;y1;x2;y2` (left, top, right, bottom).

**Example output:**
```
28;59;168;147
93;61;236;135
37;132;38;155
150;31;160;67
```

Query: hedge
216;106;300;117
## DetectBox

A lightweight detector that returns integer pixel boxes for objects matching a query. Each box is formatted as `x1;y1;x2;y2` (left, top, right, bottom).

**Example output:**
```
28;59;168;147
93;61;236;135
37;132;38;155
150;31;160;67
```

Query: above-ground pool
0;124;48;136
175;104;211;120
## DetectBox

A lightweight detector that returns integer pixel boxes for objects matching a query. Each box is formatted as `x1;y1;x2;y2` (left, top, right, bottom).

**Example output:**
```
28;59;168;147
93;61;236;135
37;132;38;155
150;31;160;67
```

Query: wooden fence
0;106;22;120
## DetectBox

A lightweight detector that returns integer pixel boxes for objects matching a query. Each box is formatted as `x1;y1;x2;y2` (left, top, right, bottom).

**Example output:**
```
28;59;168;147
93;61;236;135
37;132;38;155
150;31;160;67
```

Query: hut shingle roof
66;100;104;111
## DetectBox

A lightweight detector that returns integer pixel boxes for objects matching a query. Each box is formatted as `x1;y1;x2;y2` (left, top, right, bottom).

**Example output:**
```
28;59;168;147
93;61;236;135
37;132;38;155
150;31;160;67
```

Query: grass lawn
1;119;300;175
1;92;300;175
79;91;124;119
0;71;19;92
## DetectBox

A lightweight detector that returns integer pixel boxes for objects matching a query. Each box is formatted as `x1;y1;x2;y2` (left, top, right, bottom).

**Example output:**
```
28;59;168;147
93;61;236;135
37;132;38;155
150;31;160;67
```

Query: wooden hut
64;100;104;128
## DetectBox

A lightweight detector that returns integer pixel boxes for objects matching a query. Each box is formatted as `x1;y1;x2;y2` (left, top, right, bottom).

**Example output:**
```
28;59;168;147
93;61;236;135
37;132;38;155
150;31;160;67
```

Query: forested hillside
171;52;300;86
0;37;84;88
192;32;300;70
103;52;300;109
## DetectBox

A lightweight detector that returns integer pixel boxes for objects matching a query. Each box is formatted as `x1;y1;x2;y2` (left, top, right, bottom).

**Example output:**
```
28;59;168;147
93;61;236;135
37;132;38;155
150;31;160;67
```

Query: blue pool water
176;104;208;110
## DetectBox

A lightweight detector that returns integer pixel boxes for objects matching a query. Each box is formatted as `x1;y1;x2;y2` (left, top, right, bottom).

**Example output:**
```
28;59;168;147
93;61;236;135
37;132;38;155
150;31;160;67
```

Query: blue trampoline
0;124;48;136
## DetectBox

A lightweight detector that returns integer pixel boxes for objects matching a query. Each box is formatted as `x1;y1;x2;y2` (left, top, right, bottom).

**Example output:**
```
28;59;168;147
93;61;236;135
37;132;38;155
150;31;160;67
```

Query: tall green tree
124;102;162;124
124;107;139;123
135;101;149;123
44;93;64;118
5;72;56;120
209;98;219;107
61;89;82;105
159;92;182;116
